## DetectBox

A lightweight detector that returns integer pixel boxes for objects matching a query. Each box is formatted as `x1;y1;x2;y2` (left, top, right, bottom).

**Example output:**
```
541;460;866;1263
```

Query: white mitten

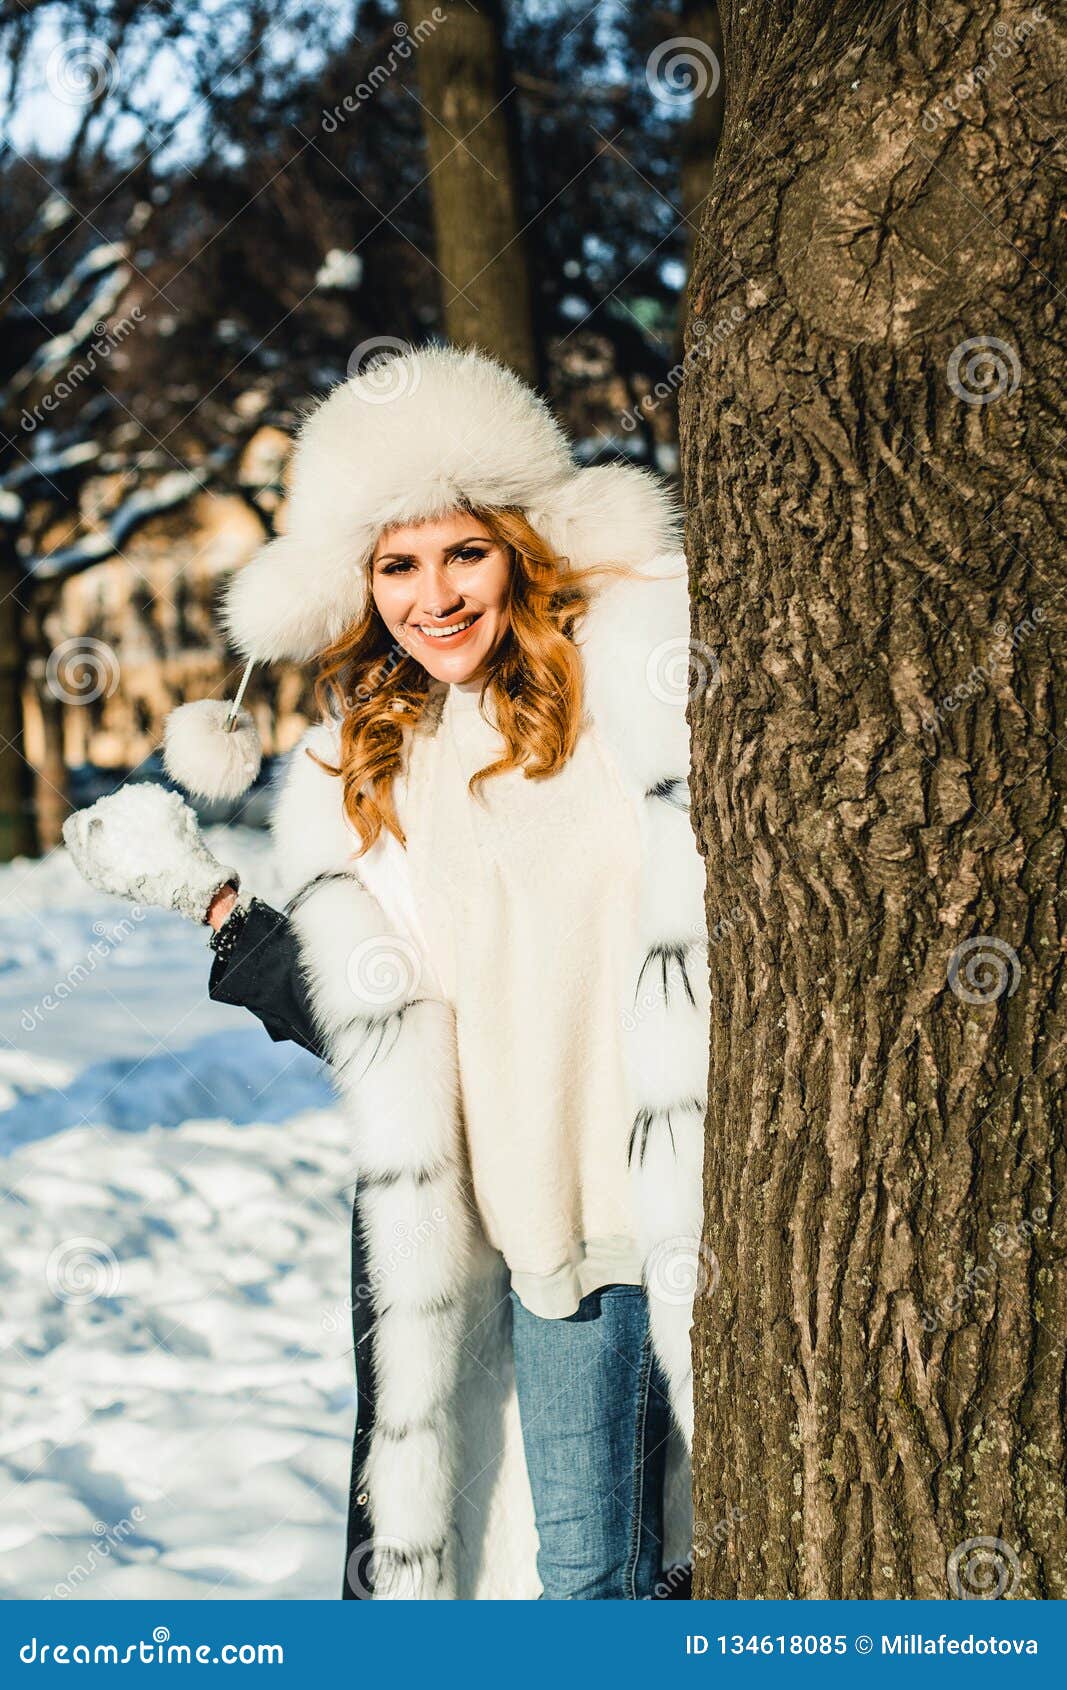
62;784;240;924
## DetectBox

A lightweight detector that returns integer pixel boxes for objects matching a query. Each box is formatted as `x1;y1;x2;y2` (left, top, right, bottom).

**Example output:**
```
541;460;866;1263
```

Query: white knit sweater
399;676;646;1318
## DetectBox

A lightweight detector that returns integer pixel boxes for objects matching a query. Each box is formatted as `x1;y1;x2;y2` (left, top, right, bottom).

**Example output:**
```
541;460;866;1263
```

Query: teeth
419;617;475;638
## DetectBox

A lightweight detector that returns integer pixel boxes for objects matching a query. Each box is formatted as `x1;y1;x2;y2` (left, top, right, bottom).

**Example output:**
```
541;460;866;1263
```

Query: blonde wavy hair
308;505;643;855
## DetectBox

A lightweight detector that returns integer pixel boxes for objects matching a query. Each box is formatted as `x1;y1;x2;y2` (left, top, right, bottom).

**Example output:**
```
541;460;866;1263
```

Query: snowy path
0;826;358;1599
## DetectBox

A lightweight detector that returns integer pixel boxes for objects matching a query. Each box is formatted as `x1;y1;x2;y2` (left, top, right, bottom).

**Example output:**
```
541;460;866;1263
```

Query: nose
419;564;463;620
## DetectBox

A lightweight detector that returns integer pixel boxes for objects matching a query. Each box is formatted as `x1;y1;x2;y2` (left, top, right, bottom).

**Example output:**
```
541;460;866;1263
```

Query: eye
380;560;414;574
453;546;487;563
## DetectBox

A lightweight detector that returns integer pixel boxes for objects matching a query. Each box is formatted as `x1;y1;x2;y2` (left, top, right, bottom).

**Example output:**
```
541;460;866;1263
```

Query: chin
430;652;486;684
416;623;499;685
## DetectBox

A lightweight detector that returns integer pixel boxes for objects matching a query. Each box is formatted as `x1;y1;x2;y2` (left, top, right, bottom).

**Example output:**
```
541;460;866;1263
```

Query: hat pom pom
163;699;262;802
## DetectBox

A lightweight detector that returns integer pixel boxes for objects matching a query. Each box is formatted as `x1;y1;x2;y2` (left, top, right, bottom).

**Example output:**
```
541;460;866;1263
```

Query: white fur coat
267;548;710;1599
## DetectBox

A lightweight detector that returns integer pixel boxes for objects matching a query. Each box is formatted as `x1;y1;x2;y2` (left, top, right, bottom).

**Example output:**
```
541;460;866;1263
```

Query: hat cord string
225;656;257;731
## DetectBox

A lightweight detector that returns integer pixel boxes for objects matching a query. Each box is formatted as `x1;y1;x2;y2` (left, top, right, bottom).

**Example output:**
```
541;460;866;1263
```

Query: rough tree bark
681;0;1065;1599
403;0;540;383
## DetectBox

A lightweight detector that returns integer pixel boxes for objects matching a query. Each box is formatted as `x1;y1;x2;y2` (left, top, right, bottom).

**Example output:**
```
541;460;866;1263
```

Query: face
370;512;511;685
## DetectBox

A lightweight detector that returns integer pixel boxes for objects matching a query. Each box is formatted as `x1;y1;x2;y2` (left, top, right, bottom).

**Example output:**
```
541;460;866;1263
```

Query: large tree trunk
403;0;540;383
682;0;1066;1599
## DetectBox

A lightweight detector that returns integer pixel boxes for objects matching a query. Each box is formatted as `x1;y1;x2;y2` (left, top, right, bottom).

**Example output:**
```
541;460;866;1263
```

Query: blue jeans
508;1282;672;1599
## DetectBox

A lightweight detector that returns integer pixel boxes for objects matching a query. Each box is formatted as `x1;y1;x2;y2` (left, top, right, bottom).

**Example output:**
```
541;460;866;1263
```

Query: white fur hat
163;341;681;801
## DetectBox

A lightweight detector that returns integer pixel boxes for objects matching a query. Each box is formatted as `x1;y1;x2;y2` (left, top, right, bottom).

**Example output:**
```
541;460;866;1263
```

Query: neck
445;670;500;725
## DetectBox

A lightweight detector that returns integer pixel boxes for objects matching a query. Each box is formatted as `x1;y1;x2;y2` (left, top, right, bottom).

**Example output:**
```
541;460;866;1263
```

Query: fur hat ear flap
526;463;683;573
163;695;262;803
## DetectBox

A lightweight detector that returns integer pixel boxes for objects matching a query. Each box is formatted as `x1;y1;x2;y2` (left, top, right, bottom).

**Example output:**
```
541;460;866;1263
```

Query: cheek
371;576;407;628
477;559;511;612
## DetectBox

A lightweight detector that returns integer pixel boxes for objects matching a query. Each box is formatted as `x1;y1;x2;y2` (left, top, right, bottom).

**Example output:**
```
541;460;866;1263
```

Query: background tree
682;0;1065;1598
676;0;724;347
402;0;540;381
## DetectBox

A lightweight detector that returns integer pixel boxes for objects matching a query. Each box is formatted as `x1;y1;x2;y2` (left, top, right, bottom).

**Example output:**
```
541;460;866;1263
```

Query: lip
411;611;483;648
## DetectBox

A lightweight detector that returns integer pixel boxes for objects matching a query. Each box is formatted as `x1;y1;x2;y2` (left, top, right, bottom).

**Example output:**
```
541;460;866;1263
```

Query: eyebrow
375;536;491;564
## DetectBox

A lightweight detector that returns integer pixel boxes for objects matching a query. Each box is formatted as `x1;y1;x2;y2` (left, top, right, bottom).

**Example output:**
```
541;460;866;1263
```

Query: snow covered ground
0;820;359;1599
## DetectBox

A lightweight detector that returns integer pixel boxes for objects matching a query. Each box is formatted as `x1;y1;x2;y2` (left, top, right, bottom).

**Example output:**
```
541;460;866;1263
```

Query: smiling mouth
413;612;483;642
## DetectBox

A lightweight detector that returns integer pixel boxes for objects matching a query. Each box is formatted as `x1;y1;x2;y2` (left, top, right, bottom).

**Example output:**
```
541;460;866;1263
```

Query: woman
63;343;711;1602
